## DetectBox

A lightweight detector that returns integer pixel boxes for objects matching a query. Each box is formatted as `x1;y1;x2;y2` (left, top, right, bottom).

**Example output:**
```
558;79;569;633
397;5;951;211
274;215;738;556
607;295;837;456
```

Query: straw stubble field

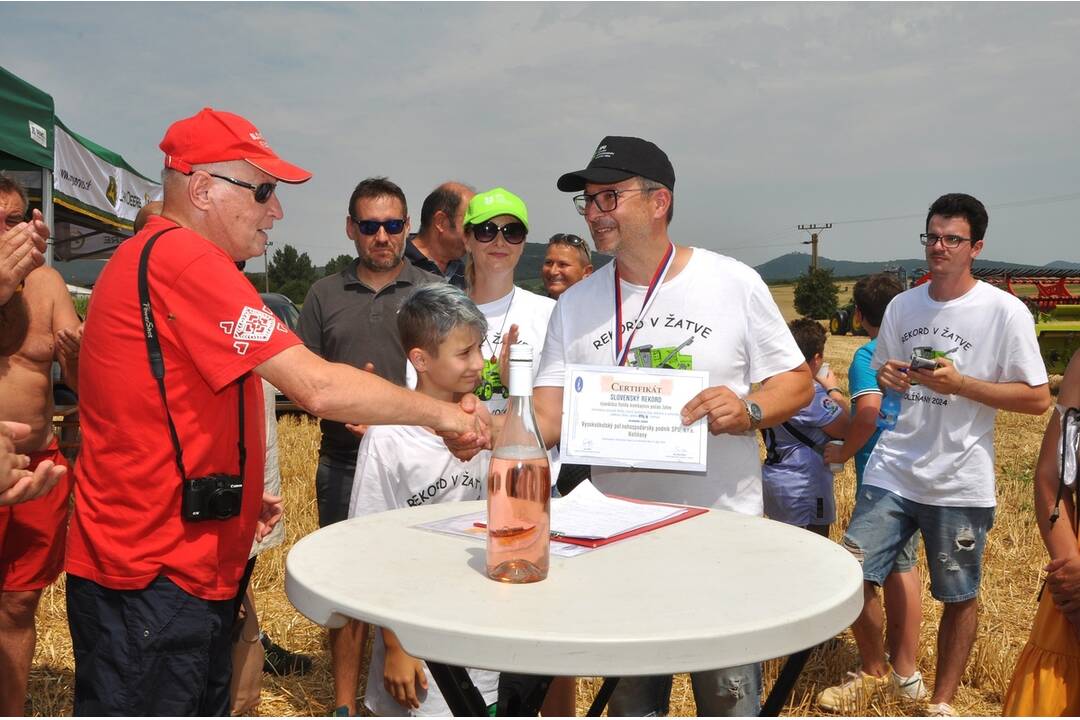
28;333;1050;716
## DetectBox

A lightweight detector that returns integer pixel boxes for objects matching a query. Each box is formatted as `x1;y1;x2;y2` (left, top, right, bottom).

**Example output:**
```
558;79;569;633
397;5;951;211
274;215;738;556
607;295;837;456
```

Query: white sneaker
816;670;892;712
926;701;957;716
891;669;929;701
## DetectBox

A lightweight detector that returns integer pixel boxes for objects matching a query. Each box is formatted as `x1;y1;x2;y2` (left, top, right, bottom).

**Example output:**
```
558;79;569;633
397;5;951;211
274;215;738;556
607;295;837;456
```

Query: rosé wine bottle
486;343;551;583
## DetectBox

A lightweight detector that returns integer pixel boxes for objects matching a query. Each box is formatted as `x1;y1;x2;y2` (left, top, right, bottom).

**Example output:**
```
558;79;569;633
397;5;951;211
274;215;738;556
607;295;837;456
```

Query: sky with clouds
4;2;1080;271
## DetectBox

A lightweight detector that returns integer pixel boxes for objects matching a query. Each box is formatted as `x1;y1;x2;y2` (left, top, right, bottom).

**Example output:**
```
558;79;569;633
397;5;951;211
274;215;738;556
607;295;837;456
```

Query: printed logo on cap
593;144;614;160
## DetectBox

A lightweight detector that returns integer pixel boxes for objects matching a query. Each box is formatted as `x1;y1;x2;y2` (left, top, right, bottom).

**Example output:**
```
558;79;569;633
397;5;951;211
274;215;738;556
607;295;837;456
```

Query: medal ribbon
613;243;676;366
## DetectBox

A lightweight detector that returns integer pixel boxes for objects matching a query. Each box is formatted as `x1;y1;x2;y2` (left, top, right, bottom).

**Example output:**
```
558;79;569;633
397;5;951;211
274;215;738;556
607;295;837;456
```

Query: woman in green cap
462;185;577;720
461;187;556;417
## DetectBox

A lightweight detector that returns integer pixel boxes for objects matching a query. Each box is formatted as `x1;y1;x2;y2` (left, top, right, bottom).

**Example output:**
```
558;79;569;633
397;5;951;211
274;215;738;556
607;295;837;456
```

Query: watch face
749;401;763;422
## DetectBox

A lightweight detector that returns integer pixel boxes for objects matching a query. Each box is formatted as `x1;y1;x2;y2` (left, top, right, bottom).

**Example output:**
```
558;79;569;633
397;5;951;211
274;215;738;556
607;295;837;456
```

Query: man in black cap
529;136;815;715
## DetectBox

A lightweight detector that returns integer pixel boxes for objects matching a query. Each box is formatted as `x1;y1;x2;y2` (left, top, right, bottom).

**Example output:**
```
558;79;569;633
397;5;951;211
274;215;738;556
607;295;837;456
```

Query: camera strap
138;227;247;483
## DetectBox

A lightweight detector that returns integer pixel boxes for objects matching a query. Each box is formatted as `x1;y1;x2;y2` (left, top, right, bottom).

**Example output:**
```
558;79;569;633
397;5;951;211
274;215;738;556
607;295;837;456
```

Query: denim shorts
843;484;994;603
607;663;761;716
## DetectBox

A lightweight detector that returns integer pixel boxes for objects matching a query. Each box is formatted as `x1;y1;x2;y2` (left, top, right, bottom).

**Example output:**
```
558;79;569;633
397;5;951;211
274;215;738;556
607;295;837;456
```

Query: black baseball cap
557;136;675;192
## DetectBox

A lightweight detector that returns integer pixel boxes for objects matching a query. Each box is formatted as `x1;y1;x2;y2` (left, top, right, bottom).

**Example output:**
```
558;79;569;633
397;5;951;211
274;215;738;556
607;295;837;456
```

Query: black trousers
67;574;238;716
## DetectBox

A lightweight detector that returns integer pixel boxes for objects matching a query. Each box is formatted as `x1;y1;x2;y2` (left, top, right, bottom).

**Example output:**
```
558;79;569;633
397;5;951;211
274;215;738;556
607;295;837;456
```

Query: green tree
793;267;840;320
323;253;354;277
268;243;318;303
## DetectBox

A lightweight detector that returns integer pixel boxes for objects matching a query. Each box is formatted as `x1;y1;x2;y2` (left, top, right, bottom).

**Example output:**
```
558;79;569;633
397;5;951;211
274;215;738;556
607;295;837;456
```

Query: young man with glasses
817;193;1050;716
67;110;486;715
542;233;593;300
296;176;441;715
528;136;813;715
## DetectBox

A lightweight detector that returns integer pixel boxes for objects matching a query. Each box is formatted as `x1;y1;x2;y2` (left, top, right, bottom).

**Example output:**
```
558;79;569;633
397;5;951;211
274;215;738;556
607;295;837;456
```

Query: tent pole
42;168;54;267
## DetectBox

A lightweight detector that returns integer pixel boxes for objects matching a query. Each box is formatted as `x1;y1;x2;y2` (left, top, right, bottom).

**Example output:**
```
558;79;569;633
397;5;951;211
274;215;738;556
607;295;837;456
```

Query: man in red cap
65;108;486;715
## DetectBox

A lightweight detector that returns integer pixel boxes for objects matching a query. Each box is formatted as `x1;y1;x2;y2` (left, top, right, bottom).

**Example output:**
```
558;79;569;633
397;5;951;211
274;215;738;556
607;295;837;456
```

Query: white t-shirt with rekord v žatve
348;424;498;717
867;280;1048;508
534;247;805;515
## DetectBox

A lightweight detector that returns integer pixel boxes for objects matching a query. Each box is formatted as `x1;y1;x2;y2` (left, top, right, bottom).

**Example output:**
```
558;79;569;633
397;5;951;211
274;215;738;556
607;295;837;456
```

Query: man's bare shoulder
21;264;70;301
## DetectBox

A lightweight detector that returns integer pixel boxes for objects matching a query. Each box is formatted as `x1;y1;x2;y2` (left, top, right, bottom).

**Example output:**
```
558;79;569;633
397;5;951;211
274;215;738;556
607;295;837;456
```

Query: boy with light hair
348;284;497;716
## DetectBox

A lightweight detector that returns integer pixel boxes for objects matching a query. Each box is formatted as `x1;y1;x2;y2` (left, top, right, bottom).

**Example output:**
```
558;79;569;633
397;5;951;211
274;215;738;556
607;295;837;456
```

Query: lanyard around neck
613;243;676;366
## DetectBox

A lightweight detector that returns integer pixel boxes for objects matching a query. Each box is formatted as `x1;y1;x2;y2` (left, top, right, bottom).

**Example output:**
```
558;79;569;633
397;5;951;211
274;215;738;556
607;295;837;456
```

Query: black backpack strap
781;421;819;451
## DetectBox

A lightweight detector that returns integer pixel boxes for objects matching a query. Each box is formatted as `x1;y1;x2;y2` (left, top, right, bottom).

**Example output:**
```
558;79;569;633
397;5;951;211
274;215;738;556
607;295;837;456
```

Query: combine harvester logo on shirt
220;306;288;355
629;336;695;370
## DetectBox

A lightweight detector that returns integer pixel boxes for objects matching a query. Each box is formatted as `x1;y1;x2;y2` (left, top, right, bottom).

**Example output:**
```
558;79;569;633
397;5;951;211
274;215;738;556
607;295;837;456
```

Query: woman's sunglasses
471;221;527;244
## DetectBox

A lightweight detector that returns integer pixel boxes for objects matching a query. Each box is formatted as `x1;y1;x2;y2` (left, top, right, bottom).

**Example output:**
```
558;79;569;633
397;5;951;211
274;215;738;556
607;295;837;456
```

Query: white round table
286;500;862;714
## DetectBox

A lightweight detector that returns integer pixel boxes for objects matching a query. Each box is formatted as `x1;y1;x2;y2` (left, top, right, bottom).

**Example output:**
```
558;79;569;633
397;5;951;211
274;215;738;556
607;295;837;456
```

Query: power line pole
798;223;832;271
264;241;273;293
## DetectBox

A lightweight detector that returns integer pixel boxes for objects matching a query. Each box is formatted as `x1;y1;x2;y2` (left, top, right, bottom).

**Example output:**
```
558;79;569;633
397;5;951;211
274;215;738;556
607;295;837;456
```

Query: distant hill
753;252;1075;283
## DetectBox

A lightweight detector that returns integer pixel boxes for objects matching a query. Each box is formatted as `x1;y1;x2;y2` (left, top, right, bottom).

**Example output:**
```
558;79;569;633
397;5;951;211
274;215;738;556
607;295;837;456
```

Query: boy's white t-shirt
866;281;1048;507
535;247;804;514
349;425;498;716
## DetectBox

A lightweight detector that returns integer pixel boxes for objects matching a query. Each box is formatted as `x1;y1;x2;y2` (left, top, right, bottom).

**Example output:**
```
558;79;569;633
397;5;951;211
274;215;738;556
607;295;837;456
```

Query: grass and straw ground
27;324;1051;716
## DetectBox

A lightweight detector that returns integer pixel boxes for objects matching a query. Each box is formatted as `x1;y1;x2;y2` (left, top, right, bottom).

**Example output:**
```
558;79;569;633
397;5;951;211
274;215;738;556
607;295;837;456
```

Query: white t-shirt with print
535;247;805;514
349;425;498;717
866;281;1047;507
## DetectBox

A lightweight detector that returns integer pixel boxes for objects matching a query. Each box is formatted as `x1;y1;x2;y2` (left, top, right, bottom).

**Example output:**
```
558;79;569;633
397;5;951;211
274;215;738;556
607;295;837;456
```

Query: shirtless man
0;175;82;715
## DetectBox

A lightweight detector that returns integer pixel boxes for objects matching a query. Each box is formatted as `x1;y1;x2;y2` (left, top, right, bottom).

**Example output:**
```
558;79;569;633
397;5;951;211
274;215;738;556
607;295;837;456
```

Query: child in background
347;284;497;717
822;273;926;700
761;318;850;536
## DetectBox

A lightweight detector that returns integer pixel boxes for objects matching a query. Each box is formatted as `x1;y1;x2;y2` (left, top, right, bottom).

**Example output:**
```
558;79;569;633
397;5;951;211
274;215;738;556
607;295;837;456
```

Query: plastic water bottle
877;389;901;430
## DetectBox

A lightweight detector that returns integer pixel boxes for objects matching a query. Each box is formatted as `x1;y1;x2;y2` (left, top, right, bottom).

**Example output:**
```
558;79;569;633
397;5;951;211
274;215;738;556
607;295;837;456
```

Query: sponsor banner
52;220;126;261
52;123;160;230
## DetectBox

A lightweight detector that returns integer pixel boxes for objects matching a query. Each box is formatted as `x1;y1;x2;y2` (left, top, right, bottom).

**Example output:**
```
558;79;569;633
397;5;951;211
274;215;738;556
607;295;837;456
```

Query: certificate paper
560;364;709;471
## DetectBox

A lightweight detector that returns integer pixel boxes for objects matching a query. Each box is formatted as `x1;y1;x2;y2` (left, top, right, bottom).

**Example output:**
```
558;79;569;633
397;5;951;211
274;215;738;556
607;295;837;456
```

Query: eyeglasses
351;218;406;236
920;233;974;249
548;233;586;247
572;188;651;215
207;173;277;204
471;221;528;244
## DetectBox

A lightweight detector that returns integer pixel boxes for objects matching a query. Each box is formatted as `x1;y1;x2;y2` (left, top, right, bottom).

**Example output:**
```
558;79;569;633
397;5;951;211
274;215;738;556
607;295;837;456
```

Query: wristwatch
743;398;764;431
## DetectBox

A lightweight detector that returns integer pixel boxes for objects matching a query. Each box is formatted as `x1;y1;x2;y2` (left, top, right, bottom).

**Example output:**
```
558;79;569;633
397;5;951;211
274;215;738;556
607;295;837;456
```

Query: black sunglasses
472;221;527;244
548;233;586;247
207;173;277;204
351;218;406;236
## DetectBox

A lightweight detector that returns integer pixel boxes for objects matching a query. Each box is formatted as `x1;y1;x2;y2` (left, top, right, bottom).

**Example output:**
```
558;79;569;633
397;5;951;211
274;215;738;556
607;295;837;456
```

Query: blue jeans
843;485;994;602
607;663;762;716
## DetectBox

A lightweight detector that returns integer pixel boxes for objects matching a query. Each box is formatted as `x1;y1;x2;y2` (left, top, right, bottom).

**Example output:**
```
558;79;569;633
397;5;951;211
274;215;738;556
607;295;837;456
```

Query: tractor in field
831;264;1080;375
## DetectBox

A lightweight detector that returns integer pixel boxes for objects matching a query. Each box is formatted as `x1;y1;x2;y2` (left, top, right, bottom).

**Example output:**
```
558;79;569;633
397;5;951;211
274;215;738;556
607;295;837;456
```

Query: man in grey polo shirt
297;176;439;715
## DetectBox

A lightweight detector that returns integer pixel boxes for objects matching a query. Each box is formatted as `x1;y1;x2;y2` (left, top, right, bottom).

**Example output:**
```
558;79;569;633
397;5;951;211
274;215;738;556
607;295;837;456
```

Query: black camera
181;474;244;521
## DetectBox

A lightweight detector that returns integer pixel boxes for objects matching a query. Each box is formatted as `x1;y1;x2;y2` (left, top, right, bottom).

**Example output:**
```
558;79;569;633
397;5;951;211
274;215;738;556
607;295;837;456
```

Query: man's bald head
134;200;164;233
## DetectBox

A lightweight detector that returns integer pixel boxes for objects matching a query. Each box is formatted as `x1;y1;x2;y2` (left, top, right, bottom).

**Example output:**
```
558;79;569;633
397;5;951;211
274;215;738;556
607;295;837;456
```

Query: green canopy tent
0;65;160;266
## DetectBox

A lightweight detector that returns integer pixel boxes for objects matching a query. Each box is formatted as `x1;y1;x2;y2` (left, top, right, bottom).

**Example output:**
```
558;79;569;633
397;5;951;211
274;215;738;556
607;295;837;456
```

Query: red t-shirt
66;216;300;600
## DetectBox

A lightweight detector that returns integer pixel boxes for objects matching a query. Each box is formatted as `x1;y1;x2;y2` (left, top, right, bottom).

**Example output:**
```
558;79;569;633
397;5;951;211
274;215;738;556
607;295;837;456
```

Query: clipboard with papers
471;480;708;549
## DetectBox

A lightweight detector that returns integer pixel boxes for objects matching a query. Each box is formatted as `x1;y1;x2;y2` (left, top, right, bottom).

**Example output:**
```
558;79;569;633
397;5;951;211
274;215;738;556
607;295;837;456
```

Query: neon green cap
463;187;529;229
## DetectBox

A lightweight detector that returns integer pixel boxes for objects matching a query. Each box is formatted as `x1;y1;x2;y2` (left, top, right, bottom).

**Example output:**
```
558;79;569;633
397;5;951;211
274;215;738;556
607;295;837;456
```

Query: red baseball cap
159;107;312;183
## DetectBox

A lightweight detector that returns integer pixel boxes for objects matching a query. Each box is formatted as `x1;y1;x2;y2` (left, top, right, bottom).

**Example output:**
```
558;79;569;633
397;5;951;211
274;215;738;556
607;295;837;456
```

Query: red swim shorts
0;437;74;592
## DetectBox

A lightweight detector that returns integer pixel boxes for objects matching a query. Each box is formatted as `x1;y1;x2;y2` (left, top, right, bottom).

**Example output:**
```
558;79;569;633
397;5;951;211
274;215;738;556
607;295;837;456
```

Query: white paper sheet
549;480;684;539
